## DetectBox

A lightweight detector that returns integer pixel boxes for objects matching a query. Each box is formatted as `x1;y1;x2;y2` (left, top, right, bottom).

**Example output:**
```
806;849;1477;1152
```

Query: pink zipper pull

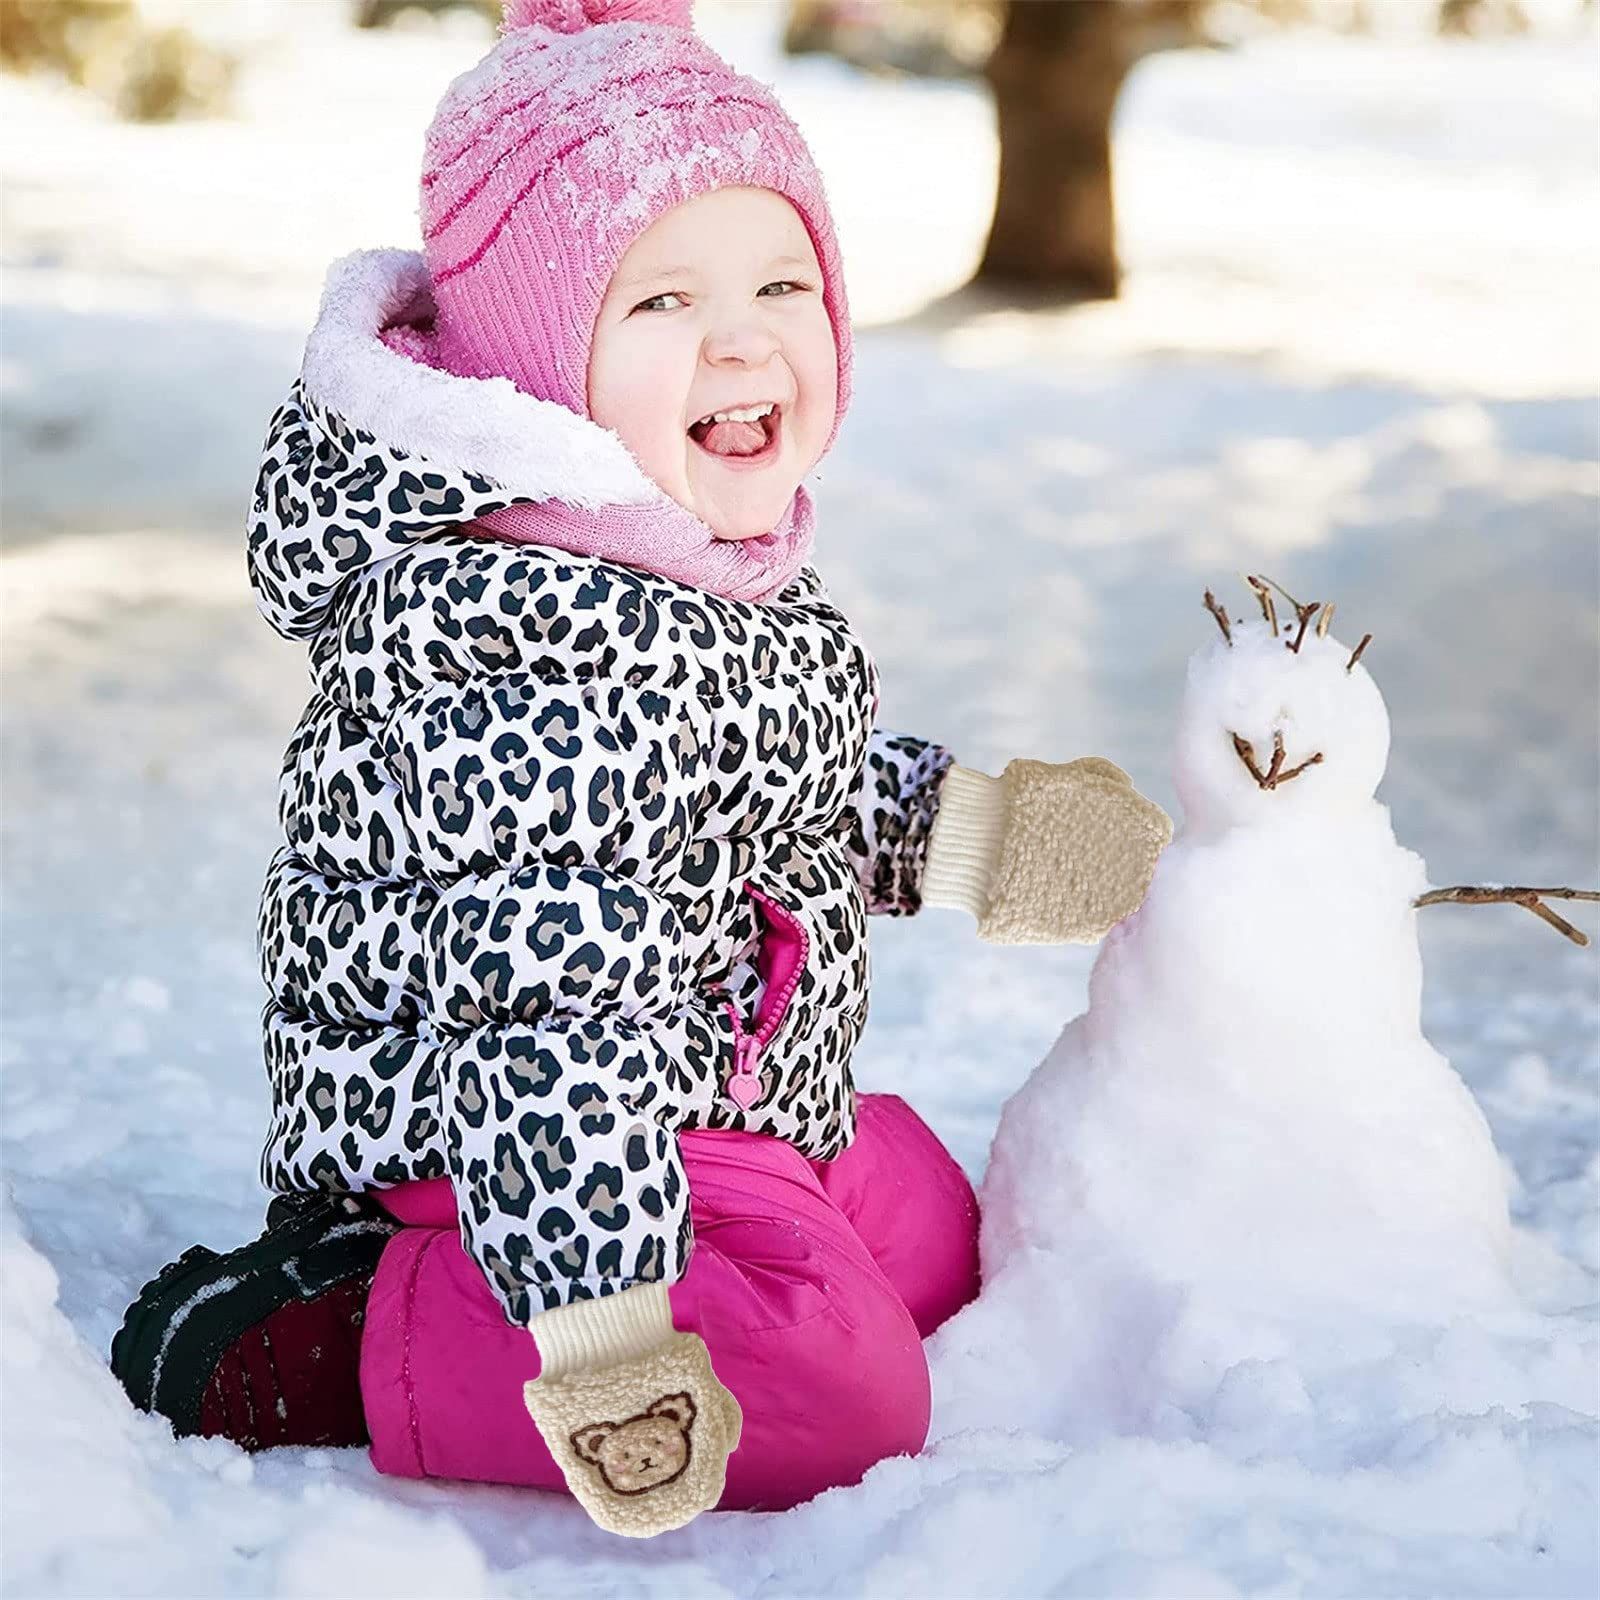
723;1007;765;1111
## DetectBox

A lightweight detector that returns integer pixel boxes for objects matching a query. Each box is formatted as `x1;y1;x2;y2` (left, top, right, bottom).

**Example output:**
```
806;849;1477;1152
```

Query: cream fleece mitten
521;1282;742;1538
920;756;1173;944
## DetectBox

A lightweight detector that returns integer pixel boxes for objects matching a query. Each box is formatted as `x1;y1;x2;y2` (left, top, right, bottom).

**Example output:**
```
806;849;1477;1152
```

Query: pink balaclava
410;0;854;602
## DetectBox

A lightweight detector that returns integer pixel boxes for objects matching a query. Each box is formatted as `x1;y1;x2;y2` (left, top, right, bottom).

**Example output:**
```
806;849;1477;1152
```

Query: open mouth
687;401;782;465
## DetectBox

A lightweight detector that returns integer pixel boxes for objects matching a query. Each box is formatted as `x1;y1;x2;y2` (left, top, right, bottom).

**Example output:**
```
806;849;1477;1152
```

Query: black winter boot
110;1191;401;1451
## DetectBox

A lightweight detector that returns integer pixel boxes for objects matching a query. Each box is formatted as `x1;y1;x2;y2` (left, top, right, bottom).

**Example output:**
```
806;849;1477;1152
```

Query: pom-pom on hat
421;0;853;455
502;0;693;29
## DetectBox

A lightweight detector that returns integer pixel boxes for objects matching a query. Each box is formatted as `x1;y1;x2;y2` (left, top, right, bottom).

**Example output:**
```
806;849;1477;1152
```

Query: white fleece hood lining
298;248;662;512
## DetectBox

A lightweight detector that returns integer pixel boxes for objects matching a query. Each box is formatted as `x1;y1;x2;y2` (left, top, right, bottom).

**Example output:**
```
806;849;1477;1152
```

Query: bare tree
1439;0;1532;33
977;0;1133;300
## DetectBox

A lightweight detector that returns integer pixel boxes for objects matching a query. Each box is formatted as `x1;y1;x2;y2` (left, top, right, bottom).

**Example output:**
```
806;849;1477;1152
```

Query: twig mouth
1231;728;1324;791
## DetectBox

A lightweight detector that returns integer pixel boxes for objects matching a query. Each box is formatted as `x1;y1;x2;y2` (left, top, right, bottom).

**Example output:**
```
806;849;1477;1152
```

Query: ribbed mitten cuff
529;1282;676;1379
919;764;1006;921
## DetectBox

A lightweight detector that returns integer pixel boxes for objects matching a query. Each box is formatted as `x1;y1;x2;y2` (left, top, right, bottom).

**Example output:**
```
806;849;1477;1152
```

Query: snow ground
2;3;1596;1595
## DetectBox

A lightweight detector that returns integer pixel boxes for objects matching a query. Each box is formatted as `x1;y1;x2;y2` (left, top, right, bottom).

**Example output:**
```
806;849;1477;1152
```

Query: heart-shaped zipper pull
723;1030;765;1111
725;1070;763;1110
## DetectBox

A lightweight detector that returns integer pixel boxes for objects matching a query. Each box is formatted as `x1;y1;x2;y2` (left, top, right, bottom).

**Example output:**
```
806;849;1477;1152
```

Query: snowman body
962;618;1517;1431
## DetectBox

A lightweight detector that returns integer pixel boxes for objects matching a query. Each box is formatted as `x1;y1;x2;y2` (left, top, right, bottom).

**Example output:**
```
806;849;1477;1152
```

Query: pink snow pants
358;1093;981;1511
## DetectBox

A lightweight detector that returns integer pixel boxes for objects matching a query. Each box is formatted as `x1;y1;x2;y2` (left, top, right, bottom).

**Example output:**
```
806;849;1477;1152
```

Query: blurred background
1;2;1596;1592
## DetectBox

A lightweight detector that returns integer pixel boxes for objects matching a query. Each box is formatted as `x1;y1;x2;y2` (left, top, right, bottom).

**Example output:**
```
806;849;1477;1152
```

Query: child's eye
630;281;812;315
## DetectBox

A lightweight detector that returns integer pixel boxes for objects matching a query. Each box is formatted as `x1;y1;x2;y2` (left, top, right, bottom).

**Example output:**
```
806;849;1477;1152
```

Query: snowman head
1175;589;1388;834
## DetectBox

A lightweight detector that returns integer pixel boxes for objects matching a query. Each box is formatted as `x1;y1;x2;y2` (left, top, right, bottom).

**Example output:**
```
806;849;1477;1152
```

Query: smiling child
111;0;1171;1540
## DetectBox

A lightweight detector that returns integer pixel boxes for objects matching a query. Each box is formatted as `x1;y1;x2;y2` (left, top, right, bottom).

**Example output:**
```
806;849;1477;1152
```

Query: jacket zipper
722;883;810;1113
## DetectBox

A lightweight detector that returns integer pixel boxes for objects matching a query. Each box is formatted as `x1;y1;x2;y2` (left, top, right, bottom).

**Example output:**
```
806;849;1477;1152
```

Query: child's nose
703;314;781;367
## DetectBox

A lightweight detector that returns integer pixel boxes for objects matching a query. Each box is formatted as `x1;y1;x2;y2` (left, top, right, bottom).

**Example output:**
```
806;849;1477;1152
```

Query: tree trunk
781;0;834;57
977;0;1132;300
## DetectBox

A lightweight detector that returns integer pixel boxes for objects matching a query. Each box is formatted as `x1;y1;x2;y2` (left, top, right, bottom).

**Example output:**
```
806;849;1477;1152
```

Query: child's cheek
599;372;680;481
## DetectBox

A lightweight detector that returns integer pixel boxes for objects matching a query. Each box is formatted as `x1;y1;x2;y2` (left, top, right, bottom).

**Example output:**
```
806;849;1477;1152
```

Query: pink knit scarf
472;484;815;604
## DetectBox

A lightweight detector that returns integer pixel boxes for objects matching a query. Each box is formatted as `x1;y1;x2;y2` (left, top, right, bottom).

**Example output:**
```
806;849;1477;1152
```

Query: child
111;0;1171;1539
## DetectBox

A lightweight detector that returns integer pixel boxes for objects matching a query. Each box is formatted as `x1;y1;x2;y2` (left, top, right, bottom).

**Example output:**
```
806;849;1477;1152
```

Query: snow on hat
421;0;854;453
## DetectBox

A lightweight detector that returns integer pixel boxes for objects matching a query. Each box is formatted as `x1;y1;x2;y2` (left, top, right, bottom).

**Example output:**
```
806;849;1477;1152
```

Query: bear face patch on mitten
571;1391;696;1496
523;1322;743;1537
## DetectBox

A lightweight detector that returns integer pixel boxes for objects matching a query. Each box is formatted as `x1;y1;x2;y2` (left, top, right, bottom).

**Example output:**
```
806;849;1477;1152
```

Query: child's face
587;185;837;543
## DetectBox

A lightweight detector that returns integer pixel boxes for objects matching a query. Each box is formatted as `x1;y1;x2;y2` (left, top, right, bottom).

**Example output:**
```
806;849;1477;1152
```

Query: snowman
933;579;1595;1439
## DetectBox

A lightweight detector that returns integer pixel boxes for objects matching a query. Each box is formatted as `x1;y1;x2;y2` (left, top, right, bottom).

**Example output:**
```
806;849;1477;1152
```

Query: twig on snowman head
1413;885;1599;948
1251;573;1309;614
1230;729;1325;790
1316;603;1336;639
1246;575;1279;636
1287;601;1322;655
1346;633;1373;673
1203;590;1233;645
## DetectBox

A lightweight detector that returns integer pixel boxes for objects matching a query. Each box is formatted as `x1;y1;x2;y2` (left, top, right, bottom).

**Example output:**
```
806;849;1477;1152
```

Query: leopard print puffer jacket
246;250;954;1326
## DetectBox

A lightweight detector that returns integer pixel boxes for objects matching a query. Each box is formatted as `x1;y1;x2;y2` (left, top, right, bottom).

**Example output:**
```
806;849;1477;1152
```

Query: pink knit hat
421;0;854;455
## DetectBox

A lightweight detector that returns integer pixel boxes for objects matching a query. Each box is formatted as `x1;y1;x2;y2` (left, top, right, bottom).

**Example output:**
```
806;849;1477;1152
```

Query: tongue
696;418;767;457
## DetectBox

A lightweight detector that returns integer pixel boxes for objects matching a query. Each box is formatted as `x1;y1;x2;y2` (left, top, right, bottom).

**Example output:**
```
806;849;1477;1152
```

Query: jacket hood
303;248;662;511
250;248;818;641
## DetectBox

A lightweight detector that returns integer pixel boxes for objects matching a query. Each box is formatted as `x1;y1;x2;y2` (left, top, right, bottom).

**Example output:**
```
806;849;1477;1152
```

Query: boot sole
110;1198;399;1439
198;1278;374;1450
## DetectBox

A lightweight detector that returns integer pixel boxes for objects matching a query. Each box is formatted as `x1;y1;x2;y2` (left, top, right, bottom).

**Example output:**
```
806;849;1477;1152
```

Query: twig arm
1414;885;1599;947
